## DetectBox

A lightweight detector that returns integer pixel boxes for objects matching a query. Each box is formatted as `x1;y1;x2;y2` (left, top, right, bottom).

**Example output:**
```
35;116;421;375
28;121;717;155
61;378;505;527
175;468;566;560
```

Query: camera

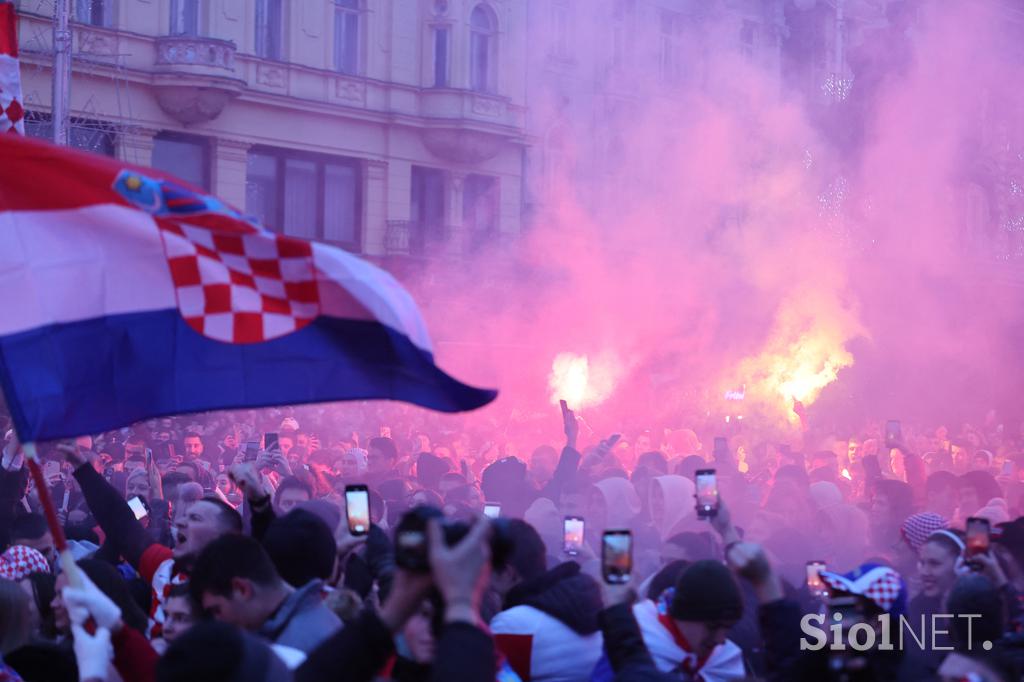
394;505;512;573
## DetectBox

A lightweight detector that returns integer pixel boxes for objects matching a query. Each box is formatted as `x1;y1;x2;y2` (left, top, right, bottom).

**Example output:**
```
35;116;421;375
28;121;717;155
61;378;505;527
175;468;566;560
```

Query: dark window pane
75;0;109;27
283;158;318;239
324;162;359;246
334;10;359;73
246;152;279;230
433;27;448;87
25;113;114;156
152;135;208;190
470;32;489;92
171;0;199;35
411;166;446;254
256;0;282;59
470;6;492;30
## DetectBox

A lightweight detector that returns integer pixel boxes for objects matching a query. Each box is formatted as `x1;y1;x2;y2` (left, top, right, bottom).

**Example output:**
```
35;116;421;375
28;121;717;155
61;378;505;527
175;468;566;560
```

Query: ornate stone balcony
418;88;525;164
151;36;246;125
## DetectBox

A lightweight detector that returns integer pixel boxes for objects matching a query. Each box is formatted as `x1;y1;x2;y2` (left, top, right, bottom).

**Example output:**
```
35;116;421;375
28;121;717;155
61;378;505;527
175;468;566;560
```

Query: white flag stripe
0;205;436;354
312;242;433;354
0;205;176;335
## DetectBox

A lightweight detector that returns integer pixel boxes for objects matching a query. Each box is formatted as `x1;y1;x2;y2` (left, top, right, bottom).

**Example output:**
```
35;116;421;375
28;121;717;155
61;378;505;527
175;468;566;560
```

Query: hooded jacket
492;562;604;682
650;476;695;541
260;579;342;654
594;478;642;528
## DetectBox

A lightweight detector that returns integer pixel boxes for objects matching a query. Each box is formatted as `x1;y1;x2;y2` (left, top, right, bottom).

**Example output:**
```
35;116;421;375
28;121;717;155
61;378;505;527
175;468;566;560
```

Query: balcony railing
385;220;456;257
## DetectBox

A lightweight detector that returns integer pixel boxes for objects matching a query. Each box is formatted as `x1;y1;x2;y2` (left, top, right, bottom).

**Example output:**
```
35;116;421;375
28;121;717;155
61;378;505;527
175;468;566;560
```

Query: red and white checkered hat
901;512;950;552
157;221;321;344
0;544;50;580
821;564;907;615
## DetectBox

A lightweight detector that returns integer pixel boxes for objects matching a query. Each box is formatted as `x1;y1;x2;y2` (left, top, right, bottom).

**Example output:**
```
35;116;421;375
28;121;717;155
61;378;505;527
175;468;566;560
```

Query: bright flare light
734;295;862;423
548;352;620;410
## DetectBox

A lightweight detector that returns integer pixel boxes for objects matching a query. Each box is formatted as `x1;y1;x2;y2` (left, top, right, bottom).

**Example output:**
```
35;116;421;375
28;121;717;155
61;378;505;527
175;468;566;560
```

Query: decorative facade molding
156;36;236;71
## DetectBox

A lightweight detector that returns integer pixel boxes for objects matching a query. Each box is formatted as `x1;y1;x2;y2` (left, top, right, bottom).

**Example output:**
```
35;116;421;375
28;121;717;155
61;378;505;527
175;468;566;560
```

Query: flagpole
21;441;83;586
51;0;72;145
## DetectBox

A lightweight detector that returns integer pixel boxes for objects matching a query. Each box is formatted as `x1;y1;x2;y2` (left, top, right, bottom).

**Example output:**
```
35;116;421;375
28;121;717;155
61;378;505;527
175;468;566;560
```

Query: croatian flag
0;134;496;441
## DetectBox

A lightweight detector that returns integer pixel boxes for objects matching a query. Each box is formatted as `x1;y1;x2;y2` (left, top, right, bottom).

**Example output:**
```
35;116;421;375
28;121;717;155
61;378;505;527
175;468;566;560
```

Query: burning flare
734;294;862;423
548;352;620;410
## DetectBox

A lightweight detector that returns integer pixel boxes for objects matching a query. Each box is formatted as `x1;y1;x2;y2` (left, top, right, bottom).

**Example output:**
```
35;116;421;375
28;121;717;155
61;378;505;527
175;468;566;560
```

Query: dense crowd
2;400;1024;682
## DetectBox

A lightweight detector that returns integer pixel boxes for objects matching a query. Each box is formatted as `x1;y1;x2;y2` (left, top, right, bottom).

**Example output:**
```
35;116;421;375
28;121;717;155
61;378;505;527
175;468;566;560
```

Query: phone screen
885;420;901;447
127;496;148;520
966;517;990;557
264;432;280;453
806;560;827;596
602;531;633;584
345;485;370;535
563;516;585;555
483;503;501;519
695;469;718;517
244;441;259;462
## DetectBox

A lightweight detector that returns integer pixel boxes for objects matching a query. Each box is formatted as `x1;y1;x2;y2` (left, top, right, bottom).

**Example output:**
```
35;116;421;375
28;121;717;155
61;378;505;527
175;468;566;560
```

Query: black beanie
669;559;744;622
262;508;336;588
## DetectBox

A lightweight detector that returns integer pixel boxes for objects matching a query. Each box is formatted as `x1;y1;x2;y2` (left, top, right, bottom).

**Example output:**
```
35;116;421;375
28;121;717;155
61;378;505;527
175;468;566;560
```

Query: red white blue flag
0;133;495;441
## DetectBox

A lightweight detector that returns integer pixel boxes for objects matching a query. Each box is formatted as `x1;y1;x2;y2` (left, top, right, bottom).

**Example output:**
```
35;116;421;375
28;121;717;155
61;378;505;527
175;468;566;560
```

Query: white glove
63;570;122;632
71;623;113;682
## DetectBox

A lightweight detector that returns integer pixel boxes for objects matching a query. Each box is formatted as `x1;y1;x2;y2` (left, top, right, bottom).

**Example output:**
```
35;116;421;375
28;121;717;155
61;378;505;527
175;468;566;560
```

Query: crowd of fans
1;400;1023;681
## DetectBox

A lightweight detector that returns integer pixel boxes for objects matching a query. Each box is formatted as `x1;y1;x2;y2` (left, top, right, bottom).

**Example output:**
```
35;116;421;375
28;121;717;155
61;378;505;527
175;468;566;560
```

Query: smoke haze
411;0;1024;441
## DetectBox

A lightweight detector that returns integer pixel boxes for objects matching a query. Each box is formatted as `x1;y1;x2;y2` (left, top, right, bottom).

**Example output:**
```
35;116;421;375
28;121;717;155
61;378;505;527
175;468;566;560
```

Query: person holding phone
490;520;605;682
590;558;745;681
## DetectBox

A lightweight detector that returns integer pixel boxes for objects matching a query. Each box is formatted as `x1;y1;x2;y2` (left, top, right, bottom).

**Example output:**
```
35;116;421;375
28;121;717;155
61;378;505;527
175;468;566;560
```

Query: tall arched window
469;4;496;93
334;0;360;74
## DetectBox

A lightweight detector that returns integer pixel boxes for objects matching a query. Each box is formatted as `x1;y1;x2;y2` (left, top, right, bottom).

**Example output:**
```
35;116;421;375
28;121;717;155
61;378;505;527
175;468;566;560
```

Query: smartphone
345;484;371;535
244;441;260;462
602;530;633;584
885;420;902;448
483;502;501;519
695;469;719;518
966;517;990;558
563;516;585;556
713;436;728;455
1001;461;1014;477
806;560;827;597
127;496;148;521
264;432;280;453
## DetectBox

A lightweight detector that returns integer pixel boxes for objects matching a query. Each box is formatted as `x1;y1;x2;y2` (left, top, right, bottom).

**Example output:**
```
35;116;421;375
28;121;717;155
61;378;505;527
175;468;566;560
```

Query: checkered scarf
0;545;49;580
901;512;950;552
820;563;908;616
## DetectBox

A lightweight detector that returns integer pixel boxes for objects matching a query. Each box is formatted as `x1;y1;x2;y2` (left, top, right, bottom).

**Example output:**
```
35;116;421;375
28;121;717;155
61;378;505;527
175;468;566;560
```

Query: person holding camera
296;514;499;682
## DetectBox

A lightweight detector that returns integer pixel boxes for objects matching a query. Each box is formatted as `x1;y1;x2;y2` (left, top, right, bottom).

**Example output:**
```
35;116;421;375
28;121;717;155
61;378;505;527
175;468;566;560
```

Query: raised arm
64;444;156;570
